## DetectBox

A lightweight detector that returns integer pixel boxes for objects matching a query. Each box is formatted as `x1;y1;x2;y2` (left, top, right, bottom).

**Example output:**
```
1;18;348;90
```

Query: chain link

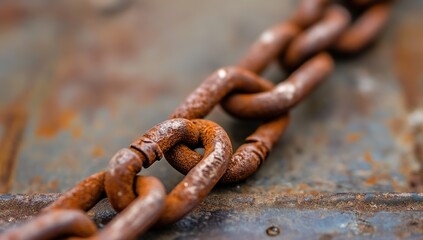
1;0;393;239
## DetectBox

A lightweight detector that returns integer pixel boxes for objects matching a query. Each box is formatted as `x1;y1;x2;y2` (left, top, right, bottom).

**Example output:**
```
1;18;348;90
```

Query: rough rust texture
95;176;166;240
170;68;274;120
237;22;300;74
106;118;232;228
106;119;198;212
105;148;144;212
283;4;351;68
1;209;97;240
166;115;290;183
220;114;290;183
45;171;106;212
3;192;423;239
221;53;334;119
156;119;232;226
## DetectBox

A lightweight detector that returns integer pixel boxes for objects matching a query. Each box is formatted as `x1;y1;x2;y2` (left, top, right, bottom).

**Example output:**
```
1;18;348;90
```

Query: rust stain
46;180;60;192
346;132;362;143
71;125;83;139
297;183;312;192
35;2;171;138
0;98;28;193
91;146;105;158
35;50;171;138
363;151;374;164
36;109;76;138
365;176;378;185
27;176;60;193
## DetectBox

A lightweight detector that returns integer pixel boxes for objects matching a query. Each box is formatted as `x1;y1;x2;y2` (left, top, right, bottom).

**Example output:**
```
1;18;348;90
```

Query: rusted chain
106;119;199;212
2;119;232;239
170;68;274;120
1;210;97;240
105;118;232;222
164;1;391;183
94;176;166;240
237;22;300;74
284;4;350;68
155;119;232;226
166;114;290;183
0;0;394;239
166;22;298;182
45;171;106;212
1;172;104;240
221;53;333;119
333;1;392;53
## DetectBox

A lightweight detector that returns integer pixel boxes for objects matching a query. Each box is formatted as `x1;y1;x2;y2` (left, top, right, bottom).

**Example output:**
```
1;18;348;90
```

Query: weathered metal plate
2;192;423;239
0;0;423;239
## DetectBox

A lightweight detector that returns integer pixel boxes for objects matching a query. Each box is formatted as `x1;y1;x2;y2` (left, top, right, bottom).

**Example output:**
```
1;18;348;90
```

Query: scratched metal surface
0;0;423;239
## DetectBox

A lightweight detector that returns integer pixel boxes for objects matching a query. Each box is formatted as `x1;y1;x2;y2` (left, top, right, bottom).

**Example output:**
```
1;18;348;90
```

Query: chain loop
166;114;290;183
284;4;351;68
106;119;199;212
95;176;166;240
156;119;232;226
221;53;333;119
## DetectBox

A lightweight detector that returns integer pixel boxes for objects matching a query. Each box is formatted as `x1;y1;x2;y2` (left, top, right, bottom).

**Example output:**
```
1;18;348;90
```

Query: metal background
0;0;423;239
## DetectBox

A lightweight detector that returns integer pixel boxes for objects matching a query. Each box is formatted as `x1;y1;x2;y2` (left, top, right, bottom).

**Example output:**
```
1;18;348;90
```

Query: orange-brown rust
105;148;145;212
170;67;274;120
221;114;290;182
156;119;232;226
221;53;334;119
291;0;330;28
166;115;290;183
334;2;392;53
0;98;28;193
106;119;199;212
45;171;106;212
238;22;300;73
95;176;166;240
36;109;76;138
171;23;302;120
284;5;351;68
1;209;97;240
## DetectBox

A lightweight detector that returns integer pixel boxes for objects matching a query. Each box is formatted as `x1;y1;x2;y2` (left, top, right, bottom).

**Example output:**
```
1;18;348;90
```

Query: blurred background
0;0;422;197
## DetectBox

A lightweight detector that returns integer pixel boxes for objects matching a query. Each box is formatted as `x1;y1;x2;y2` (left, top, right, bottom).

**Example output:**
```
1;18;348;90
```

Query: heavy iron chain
1;0;393;239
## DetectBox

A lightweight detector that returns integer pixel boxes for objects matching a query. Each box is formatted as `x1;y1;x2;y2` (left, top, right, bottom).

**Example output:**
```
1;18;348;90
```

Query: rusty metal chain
1;0;393;239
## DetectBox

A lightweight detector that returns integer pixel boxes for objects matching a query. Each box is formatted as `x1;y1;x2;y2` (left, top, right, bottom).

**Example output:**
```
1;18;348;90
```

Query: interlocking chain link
1;0;393;239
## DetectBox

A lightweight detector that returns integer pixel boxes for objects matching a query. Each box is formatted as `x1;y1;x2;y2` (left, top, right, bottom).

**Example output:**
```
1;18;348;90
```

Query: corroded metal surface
2;192;423;239
0;0;423;239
